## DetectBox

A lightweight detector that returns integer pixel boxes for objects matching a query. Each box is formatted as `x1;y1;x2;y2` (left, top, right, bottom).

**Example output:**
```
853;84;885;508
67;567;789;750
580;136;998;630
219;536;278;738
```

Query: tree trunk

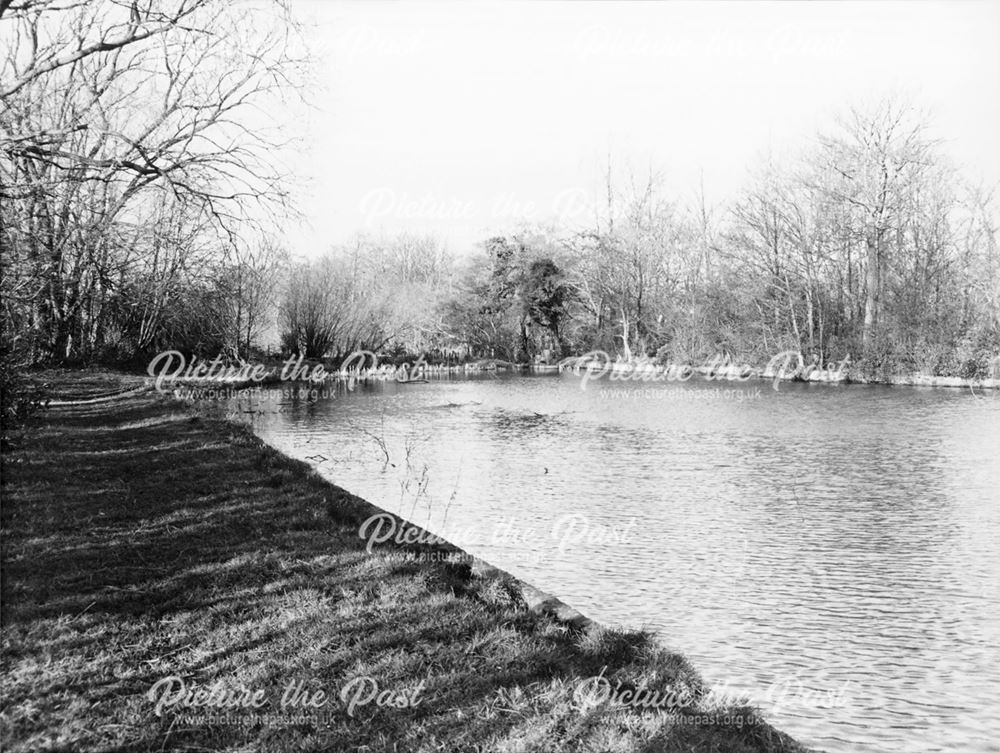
862;235;880;352
620;307;632;361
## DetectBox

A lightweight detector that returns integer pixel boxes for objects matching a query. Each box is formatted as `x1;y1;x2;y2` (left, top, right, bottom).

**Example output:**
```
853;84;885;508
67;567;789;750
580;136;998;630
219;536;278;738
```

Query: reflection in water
230;374;1000;752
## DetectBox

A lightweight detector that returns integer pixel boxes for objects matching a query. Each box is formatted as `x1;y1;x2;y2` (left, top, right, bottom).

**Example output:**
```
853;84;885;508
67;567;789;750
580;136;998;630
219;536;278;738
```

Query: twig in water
350;412;394;469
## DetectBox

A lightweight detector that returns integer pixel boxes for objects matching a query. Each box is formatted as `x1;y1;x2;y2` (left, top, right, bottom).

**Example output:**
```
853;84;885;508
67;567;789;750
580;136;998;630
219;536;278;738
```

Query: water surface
231;373;1000;752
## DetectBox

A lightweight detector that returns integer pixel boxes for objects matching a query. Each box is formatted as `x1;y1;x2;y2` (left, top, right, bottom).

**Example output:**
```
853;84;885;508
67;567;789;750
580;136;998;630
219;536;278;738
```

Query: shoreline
1;370;813;753
555;358;1000;390
45;352;999;397
99;355;1000;396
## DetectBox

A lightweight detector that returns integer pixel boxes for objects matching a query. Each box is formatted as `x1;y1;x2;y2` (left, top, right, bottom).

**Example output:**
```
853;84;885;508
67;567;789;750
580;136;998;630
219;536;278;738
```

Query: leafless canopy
1;0;306;362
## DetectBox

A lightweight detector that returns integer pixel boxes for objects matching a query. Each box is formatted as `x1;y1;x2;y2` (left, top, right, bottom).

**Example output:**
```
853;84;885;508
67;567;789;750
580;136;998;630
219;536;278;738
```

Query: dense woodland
3;0;999;408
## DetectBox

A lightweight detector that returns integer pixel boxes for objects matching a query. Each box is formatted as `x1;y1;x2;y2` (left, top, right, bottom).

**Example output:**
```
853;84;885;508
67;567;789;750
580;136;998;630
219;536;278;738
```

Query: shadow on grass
1;382;812;753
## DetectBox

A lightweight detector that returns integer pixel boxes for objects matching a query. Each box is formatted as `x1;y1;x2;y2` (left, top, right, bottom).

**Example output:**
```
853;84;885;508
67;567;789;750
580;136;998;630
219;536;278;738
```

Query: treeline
285;100;999;378
2;3;997;382
279;234;454;362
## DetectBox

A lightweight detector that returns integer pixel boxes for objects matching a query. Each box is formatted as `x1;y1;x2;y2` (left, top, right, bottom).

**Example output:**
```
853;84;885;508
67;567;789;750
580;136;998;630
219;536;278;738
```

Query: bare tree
817;98;936;354
0;0;306;362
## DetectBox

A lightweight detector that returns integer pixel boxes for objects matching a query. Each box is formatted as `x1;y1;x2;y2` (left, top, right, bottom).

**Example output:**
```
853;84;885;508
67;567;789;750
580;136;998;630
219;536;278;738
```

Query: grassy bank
1;371;811;753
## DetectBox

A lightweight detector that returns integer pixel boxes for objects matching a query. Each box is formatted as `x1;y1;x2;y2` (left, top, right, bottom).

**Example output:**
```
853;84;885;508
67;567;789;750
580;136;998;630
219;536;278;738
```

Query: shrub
0;345;48;447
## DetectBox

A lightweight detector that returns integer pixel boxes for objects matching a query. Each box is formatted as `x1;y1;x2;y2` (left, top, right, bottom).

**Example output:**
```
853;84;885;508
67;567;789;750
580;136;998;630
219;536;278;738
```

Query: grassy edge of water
1;369;815;753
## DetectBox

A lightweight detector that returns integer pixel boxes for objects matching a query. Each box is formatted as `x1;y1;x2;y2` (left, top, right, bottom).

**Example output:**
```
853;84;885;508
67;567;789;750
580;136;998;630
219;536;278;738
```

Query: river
229;372;1000;752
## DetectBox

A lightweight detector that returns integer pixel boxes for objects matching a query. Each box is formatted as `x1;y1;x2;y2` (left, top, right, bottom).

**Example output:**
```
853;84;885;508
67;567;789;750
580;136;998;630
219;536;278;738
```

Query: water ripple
231;375;1000;752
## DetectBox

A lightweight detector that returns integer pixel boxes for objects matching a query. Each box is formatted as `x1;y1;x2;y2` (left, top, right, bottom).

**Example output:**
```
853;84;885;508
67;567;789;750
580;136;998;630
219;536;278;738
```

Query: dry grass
0;370;812;752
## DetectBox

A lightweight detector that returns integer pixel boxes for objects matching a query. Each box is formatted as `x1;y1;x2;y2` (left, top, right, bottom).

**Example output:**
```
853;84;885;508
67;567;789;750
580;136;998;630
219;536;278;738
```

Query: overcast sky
283;0;1000;257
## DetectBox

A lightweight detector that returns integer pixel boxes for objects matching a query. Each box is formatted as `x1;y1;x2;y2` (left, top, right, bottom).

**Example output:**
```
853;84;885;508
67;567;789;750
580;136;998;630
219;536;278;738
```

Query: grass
0;370;812;752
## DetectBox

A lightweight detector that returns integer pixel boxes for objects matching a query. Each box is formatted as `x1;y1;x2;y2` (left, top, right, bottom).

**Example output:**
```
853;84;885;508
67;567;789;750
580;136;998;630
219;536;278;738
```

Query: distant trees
2;20;995;391
563;168;713;362
280;255;384;360
727;158;833;360
424;109;997;376
612;99;994;378
816;100;938;356
219;239;287;358
279;234;454;361
521;257;571;355
439;234;574;362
